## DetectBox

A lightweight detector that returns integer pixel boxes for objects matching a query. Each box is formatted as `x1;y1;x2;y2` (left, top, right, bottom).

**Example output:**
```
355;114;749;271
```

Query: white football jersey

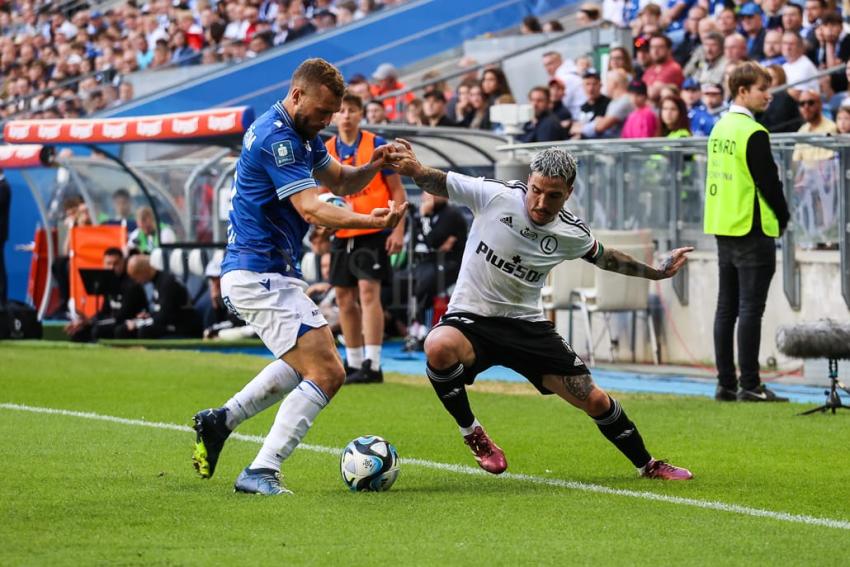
446;172;599;321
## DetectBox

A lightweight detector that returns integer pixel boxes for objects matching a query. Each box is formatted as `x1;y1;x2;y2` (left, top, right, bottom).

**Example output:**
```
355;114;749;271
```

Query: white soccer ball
340;435;400;492
318;192;350;209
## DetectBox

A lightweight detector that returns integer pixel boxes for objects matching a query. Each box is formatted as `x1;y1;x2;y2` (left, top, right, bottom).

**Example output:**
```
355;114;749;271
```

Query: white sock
364;344;382;368
224;360;301;430
345;346;364;369
459;418;482;437
250;380;329;471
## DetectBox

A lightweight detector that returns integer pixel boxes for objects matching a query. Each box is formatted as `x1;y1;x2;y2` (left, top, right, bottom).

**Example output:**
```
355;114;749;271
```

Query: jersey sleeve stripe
312;153;332;171
276;178;318;200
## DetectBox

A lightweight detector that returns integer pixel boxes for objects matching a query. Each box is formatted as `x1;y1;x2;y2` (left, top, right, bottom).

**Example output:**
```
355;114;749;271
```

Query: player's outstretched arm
291;187;408;230
597;246;694;280
314;144;406;196
390;138;449;198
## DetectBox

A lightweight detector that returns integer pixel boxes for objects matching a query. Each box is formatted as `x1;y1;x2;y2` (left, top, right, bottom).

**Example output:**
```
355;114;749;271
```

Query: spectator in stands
792;89;838;161
363;99;387;125
65;247;148;342
761;29;786;66
543;19;565;33
632;35;652;81
762;0;785;28
249;32;273;57
127;206;176;254
809;11;850;93
673;6;707;67
460;84;492;130
663;0;698;38
607;46;634;81
622;79;659;138
314;10;338;32
576;4;601;27
120;254;202;339
643;33;685;100
404;98;426;126
782;3;805;37
578;68;633;138
803;0;825;43
423;91;456;127
480;67;513;106
541;51;586;117
682;78;716;135
761;64;804;132
540;80;565;124
687;31;727;86
347;74;373;103
285;9;318;44
171;30;200;66
835;104;850;133
658;94;692;137
447;80;474;125
520;15;543;34
724;33;749;66
575;69;609;128
782;30;819;97
370;63;412;122
739;3;766;61
519;86;566;142
631;4;663;37
716;7;738;37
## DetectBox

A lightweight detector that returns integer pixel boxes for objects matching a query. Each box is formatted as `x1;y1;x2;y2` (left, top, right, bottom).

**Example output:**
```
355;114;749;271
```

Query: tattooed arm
596;245;694;280
390;138;449;197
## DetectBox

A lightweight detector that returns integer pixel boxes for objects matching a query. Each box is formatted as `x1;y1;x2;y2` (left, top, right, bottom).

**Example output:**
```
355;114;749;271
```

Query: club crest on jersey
272;140;295;167
475;241;543;283
540;235;558;255
520;226;538;240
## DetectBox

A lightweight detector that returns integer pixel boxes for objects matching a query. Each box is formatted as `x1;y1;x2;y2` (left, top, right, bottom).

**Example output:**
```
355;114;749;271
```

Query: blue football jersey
221;101;332;278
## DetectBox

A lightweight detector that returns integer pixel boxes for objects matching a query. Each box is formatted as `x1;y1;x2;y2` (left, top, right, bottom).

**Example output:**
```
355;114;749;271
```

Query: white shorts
221;270;328;358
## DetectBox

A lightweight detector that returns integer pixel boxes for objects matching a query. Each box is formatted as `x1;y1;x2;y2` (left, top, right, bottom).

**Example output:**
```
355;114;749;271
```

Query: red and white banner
0;144;53;169
3;106;254;145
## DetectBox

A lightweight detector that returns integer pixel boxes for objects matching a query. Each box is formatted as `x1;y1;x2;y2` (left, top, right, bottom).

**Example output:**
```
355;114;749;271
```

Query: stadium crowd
0;0;409;121
363;0;850;139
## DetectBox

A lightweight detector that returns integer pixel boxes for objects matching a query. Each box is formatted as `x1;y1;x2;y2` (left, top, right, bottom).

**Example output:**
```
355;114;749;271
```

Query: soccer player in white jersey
191;58;408;495
393;141;695;480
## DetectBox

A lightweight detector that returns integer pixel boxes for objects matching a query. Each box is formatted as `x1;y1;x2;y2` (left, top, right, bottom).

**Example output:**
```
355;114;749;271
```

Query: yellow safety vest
704;112;780;237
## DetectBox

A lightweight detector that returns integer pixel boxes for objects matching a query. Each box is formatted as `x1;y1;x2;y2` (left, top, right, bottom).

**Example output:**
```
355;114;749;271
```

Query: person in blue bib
191;58;408;495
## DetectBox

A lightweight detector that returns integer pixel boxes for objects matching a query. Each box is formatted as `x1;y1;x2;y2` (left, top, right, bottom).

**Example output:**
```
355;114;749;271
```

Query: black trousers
713;234;776;390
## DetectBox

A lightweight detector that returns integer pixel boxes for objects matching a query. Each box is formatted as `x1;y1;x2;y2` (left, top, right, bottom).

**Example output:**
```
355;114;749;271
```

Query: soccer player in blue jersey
191;58;408;495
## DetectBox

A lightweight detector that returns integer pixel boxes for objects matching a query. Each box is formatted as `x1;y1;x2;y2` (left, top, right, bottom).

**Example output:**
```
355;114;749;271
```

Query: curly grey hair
529;147;577;188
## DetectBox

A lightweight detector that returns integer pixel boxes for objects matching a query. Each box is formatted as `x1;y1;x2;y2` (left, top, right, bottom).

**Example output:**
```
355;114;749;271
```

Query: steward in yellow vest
703;62;791;403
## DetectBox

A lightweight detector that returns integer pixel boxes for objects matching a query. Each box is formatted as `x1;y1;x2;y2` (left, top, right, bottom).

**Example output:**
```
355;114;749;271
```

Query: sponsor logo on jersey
540;235;558;255
475;241;544;283
520;226;538;240
272;140;295;167
243;126;257;151
500;216;513;227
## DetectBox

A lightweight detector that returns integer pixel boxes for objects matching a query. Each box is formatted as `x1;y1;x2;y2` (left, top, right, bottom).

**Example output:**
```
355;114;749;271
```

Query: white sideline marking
2;402;849;531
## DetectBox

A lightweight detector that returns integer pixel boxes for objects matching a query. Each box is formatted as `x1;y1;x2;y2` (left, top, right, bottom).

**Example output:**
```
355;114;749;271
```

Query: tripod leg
798;405;828;416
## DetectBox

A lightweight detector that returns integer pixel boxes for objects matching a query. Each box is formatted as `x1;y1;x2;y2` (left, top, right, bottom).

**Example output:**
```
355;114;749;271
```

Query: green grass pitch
1;342;848;565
